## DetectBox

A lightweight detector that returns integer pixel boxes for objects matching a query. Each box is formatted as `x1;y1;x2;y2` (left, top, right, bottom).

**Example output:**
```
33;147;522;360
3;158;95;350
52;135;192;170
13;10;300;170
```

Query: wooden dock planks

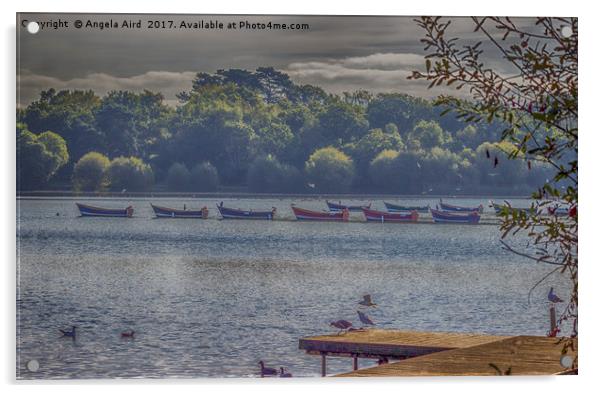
334;335;577;377
299;329;511;359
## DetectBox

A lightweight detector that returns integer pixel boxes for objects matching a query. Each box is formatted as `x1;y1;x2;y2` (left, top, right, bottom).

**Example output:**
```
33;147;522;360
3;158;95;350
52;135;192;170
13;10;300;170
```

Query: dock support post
549;304;557;334
321;353;326;377
353;354;358;371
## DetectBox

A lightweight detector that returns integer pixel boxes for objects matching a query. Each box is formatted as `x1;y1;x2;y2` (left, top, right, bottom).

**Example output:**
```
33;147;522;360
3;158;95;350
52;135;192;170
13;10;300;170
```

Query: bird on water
121;330;135;338
59;326;77;338
258;360;278;377
548;287;564;303
279;367;292;377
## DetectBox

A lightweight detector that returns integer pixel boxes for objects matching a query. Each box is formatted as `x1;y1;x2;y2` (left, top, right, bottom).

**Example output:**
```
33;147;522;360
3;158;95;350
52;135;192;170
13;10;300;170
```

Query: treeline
16;67;553;195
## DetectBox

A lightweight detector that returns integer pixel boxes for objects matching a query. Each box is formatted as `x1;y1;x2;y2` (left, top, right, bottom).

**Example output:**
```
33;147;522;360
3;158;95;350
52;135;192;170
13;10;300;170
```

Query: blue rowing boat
326;200;371;212
430;208;480;224
216;202;276;220
439;199;483;213
151;204;208;218
76;203;134;218
384;201;430;213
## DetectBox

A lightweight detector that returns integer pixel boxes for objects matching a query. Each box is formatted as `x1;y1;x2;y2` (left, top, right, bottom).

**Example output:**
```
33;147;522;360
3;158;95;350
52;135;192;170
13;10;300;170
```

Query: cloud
284;52;449;97
18;70;197;106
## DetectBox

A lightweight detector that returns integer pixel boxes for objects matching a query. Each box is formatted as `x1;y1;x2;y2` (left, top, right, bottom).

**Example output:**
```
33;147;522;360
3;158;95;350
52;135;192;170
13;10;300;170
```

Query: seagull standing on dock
359;294;377;307
330;319;353;334
548;287;564;303
357;310;375;326
258;360;277;377
59;326;77;338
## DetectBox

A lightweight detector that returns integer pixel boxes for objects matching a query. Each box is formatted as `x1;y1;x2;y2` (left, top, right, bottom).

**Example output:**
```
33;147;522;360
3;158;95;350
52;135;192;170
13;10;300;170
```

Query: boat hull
217;203;275;220
151;204;208;218
362;208;418;223
430;208;480;224
384;201;430;213
76;203;133;218
292;205;349;221
326;201;370;212
491;202;533;215
439;200;483;213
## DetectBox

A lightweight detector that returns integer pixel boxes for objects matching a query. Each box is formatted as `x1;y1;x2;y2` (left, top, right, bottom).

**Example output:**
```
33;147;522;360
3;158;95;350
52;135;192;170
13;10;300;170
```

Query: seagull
121;330;135;338
279;367;292;378
330;320;353;334
359;294;377;307
59;326;77;338
258;360;277;377
357;310;375;326
548;287;564;303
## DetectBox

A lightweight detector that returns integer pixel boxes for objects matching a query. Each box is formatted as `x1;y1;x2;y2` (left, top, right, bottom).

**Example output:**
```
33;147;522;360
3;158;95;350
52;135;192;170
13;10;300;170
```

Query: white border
3;1;598;392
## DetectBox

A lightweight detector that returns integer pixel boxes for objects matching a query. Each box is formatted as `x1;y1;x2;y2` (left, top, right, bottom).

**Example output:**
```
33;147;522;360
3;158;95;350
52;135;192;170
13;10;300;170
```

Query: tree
305;147;354;193
106;156;154;192
166;163;191;192
369;149;424;194
72;152;110;191
189;162;219;192
407;120;450;150
411;17;578;348
17;124;69;190
247;155;304;193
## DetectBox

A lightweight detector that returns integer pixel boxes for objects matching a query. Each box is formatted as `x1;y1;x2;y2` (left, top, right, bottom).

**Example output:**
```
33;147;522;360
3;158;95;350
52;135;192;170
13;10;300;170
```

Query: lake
16;197;568;379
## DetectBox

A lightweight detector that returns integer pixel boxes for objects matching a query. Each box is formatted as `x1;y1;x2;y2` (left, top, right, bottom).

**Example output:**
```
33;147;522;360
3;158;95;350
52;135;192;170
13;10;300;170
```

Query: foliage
411;17;578;346
106;156;154;192
189;162;219;192
166;163;191;192
18;66;555;195
247;155;304;193
72;152;110;191
305;147;355;193
17;124;69;190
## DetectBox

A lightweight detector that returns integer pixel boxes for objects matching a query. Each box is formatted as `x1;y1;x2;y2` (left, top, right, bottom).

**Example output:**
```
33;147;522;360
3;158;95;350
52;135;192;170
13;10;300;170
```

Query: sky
16;13;531;106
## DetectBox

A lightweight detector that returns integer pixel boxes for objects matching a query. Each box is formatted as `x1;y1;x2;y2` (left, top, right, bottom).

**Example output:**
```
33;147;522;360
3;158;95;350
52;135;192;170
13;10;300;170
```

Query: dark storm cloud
17;13;532;106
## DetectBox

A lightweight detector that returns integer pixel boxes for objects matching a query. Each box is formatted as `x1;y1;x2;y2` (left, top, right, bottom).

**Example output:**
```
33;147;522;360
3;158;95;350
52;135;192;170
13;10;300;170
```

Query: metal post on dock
353;354;358;371
321;352;326;377
549;304;557;335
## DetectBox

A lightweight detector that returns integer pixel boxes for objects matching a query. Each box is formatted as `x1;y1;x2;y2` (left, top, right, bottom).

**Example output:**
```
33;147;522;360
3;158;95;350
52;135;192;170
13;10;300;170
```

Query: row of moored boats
76;199;571;224
74;199;513;224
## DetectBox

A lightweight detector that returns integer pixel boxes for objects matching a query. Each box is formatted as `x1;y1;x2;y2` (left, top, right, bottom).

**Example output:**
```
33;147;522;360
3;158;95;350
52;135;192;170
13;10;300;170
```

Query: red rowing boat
291;205;349;221
361;207;418;223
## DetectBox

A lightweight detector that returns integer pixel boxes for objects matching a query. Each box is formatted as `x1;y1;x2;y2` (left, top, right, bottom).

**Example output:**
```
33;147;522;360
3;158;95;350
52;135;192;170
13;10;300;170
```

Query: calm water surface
16;197;567;379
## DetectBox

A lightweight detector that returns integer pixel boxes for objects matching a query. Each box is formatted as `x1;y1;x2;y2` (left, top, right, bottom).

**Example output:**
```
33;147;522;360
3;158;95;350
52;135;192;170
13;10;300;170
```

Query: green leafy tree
369;149;424;194
189;162;219;192
17;124;69;190
167;163;191;192
247;155;304;193
305;147;354;193
407;120;451;150
106;156;154;192
72;152;110;191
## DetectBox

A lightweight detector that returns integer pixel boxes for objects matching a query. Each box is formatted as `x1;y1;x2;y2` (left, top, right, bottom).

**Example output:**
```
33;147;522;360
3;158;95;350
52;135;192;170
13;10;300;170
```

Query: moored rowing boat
430;208;480;224
151;204;209;218
292;205;349;221
362;207;419;223
76;203;134;218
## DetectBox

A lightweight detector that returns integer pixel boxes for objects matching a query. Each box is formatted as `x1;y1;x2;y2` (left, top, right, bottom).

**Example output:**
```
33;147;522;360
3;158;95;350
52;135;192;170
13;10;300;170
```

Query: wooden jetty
299;329;511;376
299;329;577;377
